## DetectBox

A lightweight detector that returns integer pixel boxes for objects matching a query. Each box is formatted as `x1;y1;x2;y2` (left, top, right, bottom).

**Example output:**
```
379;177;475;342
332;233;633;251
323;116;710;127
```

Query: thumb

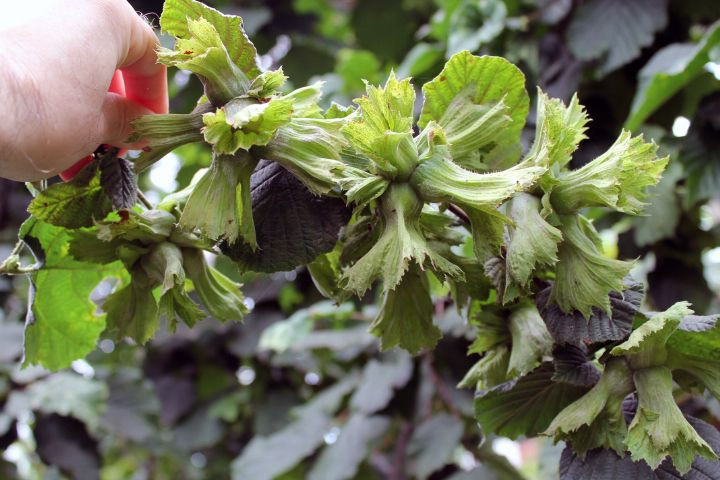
95;91;154;147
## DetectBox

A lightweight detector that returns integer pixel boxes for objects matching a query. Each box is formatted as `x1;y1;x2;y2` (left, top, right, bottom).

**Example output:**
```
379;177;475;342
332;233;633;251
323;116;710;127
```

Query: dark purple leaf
100;152;137;210
34;414;100;480
222;160;351;273
559;446;655;480
552;344;601;387
678;315;720;333
536;278;643;345
475;363;587;439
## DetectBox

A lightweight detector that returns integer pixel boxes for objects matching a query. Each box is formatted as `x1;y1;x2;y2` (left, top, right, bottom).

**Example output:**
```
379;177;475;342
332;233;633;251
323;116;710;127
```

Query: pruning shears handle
59;70;129;181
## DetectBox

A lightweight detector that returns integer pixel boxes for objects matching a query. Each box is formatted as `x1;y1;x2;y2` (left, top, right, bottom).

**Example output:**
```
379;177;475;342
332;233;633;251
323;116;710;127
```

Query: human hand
0;0;168;181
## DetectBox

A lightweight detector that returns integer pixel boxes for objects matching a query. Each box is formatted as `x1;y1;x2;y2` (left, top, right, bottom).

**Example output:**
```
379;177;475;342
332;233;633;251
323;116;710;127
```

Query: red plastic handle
59;70;129;181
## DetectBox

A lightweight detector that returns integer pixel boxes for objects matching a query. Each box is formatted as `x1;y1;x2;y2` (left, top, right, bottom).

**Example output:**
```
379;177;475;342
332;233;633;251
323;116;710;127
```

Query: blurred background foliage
1;0;720;478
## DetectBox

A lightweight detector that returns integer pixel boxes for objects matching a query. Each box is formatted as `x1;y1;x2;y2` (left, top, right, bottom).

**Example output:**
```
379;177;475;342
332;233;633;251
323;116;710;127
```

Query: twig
423;352;461;418
7;239;24;258
0;240;32;276
448;203;471;226
0;264;43;275
389;421;412;480
137;190;153;209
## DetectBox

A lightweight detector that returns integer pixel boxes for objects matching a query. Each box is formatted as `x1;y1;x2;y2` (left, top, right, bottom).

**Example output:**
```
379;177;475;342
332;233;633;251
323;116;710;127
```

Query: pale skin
0;0;168;181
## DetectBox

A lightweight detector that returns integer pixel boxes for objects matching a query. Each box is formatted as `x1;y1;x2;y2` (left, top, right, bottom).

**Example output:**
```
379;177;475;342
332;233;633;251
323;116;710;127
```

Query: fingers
96;92;154;147
118;7;168;114
72;2;168;177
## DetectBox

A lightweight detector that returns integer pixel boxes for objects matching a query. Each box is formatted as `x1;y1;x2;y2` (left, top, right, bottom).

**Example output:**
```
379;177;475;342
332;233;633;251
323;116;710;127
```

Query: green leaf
307;249;350;303
458;345;510;391
20;220;120;370
182;248;247;322
396;42;443;79
370;131;419;181
139;242;185;294
434;245;492;307
370;265;440;355
128;105;209;153
462;305;551;389
340;168;391;209
420;51;529;170
468;311;511;355
281;83;325;118
247;68;288;98
341;72;416;177
505;193;563;287
507;305;553;376
475;363;587;439
567;0;668;76
549;215;633;318
307;414;389;480
653;313;720;398
626;366;716;473
610;301;691;369
337;215;379;267
466;207;506;259
202;97;293;155
524;91;588;170
261;118;350;195
667;348;720;401
625;20;720;131
160;0;260;77
221;161;350;273
28;165;112;229
335;49;381;93
158;167;207;214
410;151;545;212
324;102;356;119
96;209;175;244
437;93;512;165
68;230;125;265
179;152;257;246
341;183;462;296
158;17;251;105
666;313;720;363
160;286;206;330
545;358;634;455
549;131;668;215
104;270;160;345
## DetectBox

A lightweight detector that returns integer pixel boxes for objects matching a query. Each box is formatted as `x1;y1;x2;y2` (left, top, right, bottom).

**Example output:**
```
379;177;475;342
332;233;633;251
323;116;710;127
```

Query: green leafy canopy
6;1;716;477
